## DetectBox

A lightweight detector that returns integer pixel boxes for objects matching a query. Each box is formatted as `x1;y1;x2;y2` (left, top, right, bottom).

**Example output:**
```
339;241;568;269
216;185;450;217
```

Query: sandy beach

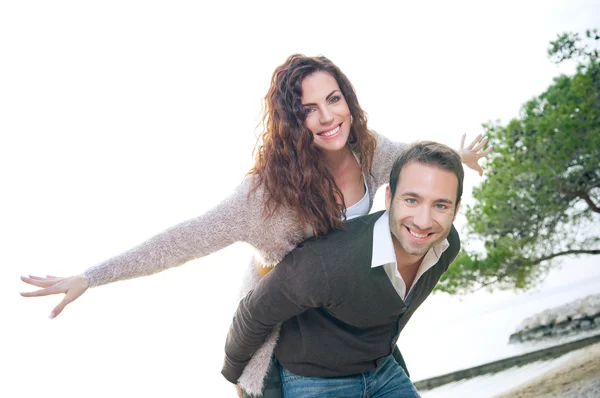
495;342;600;398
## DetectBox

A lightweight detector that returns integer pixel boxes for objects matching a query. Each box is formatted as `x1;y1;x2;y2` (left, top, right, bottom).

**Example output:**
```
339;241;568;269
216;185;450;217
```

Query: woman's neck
323;145;354;174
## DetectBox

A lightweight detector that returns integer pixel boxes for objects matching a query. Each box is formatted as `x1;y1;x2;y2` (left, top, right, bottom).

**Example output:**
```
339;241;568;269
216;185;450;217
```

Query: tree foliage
438;29;600;294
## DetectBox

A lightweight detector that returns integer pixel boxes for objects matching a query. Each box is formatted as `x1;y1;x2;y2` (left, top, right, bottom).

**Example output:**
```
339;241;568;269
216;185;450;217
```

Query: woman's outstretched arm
20;177;262;318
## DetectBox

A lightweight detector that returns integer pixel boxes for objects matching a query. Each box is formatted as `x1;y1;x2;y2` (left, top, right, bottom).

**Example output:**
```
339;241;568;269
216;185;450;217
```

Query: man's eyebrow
400;191;454;205
302;90;341;106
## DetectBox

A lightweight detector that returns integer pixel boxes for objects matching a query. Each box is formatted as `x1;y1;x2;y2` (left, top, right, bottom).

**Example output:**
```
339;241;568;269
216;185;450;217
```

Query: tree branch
468;248;599;289
533;249;600;265
563;190;600;213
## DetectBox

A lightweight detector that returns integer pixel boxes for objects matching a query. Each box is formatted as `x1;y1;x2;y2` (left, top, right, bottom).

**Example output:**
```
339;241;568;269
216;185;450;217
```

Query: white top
370;211;449;300
345;178;370;220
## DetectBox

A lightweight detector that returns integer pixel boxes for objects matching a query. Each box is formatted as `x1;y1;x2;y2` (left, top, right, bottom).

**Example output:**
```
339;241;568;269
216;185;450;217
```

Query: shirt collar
371;211;397;268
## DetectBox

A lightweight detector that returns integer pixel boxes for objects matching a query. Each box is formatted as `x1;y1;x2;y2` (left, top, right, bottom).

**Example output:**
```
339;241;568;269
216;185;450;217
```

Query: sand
495;342;600;398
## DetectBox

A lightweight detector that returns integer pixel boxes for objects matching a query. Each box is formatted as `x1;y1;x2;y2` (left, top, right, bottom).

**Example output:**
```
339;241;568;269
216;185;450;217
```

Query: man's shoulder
444;225;461;262
448;224;461;248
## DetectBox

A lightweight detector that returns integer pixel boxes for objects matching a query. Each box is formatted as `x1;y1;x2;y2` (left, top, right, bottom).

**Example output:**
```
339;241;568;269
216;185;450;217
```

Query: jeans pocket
279;365;305;382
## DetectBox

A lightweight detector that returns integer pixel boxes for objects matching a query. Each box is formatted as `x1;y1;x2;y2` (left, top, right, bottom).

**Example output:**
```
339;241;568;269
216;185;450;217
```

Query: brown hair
389;141;464;210
249;54;377;236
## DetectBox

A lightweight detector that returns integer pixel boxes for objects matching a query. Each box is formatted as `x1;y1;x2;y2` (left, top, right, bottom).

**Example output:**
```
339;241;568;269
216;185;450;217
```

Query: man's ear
385;185;392;211
453;200;462;220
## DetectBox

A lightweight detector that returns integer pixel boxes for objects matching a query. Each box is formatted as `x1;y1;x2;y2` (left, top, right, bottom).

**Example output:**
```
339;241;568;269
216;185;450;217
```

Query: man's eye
435;204;448;210
405;199;417;204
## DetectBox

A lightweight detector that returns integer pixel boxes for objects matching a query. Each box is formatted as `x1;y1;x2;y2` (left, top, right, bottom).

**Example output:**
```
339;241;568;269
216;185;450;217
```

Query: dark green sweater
222;210;460;384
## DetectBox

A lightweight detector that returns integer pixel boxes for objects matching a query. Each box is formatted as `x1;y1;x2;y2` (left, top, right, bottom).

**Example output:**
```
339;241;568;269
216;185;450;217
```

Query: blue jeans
279;355;420;398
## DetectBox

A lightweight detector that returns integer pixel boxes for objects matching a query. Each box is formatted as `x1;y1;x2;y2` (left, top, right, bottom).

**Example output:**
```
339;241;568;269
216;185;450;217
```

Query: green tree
439;30;600;294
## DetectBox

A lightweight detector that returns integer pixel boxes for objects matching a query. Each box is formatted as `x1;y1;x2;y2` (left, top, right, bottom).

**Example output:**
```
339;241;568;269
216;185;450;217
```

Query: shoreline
494;342;600;398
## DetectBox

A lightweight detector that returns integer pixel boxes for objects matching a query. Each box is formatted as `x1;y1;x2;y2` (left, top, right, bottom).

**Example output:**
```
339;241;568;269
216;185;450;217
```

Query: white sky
1;1;599;397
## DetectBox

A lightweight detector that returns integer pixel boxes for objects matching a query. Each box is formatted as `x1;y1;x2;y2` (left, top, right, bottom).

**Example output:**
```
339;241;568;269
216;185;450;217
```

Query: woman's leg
238;258;282;398
243;356;282;398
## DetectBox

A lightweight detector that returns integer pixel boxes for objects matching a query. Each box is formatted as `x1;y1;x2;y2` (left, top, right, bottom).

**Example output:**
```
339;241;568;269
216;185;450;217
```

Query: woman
21;54;490;397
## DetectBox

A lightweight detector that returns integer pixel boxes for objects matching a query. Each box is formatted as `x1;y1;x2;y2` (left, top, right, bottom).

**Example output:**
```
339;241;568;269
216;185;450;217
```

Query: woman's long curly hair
249;54;377;236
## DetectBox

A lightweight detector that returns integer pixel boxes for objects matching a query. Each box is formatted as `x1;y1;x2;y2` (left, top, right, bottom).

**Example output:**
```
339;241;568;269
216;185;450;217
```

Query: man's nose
413;207;433;230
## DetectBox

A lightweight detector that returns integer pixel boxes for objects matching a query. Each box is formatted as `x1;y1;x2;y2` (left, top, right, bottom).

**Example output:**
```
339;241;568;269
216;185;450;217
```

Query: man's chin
403;244;430;257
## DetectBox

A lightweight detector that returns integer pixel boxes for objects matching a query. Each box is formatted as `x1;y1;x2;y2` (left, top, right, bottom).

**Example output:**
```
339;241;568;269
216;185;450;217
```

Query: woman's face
301;71;352;154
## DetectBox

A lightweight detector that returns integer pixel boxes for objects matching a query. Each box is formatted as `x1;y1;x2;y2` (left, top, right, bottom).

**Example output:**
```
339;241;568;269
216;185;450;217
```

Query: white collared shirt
371;211;449;300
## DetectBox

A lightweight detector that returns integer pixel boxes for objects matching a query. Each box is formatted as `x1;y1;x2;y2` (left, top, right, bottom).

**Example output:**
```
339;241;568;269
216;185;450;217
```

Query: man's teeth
409;229;428;239
321;125;340;137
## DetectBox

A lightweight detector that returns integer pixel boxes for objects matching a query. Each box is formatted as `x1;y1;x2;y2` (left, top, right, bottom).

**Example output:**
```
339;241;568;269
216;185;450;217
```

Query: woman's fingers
20;275;58;288
49;288;83;319
465;134;483;150
26;275;50;281
479;145;493;158
459;133;466;150
471;136;489;152
20;284;63;297
20;275;88;318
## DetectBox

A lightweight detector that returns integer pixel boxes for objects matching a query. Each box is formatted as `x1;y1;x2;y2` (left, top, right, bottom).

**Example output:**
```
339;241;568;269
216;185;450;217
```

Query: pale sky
1;1;599;397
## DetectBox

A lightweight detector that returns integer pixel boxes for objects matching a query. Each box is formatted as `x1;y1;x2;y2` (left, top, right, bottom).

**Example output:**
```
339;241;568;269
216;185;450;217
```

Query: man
222;141;463;397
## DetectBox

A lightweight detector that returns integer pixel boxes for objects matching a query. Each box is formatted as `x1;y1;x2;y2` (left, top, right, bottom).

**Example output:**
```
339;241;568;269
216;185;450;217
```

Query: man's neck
392;241;425;269
393;240;426;294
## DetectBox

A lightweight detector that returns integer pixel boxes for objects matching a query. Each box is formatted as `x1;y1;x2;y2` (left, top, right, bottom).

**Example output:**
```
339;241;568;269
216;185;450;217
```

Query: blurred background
2;1;599;397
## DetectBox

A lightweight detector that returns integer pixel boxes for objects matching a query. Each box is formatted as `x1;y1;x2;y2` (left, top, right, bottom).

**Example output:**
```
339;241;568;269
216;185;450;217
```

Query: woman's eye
305;107;316;114
329;95;341;104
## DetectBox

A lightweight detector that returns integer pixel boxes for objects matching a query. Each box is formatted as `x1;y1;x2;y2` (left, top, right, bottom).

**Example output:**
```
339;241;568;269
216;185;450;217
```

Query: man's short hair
389;141;464;208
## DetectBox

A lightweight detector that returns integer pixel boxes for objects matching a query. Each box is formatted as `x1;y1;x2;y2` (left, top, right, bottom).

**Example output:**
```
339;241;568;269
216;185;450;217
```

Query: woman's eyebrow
302;90;341;106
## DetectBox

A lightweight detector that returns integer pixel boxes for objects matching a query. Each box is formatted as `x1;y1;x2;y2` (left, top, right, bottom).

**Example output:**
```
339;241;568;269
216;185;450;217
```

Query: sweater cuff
221;358;245;384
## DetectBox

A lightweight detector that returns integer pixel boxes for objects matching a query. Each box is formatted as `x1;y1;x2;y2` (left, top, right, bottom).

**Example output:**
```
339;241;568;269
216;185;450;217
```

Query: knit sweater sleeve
83;177;263;288
371;130;408;187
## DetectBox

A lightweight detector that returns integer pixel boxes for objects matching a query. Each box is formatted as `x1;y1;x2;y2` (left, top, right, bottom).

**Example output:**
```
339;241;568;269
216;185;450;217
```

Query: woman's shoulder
368;129;407;185
371;129;407;157
228;175;308;263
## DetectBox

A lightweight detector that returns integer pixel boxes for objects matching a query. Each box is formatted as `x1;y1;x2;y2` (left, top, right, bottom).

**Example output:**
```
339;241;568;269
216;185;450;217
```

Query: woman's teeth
320;125;340;137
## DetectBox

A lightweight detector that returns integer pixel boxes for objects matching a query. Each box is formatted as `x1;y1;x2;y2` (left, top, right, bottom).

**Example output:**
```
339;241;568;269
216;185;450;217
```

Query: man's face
385;161;460;258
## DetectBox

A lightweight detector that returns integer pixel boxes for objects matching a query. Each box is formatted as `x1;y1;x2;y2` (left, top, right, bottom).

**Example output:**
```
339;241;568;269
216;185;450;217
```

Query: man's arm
221;248;330;384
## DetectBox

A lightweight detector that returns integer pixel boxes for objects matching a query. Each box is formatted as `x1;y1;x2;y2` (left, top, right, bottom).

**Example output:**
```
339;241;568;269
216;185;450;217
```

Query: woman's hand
20;274;89;319
235;384;243;397
458;133;493;176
